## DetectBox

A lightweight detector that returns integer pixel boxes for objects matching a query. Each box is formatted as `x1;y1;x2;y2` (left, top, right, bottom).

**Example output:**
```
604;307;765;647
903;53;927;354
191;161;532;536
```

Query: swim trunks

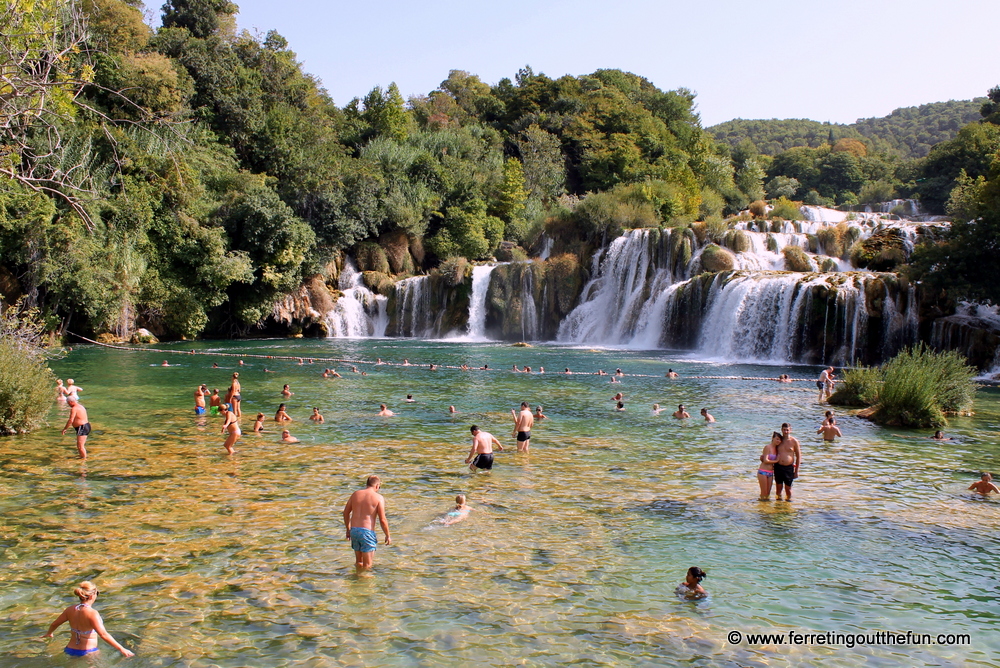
816;380;823;390
65;647;99;657
516;431;531;442
74;423;92;437
472;453;494;470
773;463;795;486
210;406;220;415
195;406;206;415
757;469;774;477
350;527;377;552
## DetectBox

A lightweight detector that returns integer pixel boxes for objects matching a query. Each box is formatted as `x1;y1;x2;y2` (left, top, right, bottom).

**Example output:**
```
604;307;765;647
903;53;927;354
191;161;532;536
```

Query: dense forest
2;0;999;343
710;100;985;159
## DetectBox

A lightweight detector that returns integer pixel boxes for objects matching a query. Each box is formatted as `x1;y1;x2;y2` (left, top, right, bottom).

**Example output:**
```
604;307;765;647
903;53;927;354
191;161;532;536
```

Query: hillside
710;98;986;159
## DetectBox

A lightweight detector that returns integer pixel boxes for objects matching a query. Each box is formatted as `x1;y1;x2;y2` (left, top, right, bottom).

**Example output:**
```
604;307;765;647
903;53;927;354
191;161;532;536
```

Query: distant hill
709;99;986;159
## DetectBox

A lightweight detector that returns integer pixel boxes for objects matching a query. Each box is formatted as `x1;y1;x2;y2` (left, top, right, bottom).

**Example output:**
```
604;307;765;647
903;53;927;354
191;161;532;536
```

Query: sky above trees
188;0;1000;126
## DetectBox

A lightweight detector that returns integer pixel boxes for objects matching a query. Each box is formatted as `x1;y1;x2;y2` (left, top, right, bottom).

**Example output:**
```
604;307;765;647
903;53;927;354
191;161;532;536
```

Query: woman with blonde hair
226;372;242;418
43;581;134;657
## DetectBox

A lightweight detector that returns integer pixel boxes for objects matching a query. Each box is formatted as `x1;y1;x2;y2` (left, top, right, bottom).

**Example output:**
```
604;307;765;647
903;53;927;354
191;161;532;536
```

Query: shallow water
3;340;999;667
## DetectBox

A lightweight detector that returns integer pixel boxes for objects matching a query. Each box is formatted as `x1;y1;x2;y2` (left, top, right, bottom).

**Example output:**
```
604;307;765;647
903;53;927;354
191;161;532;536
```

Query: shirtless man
673;404;690;419
533;405;547;420
968;472;999;495
280;429;300;443
466;425;503;471
209;388;222;415
511;401;534;453
775;423;802;500
817;366;835;402
343;475;391;570
666;369;679;378
377;404;394;416
817;417;842;442
281;384;293;397
700;408;715;423
194;385;207;415
61;399;91;459
405;394;416;403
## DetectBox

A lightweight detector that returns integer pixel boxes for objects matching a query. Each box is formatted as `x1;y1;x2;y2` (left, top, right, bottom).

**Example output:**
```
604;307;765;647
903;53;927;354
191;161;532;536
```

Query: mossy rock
820;258;838;273
95;333;125;344
721;229;751;254
782;246;813;272
805;234;819;253
361;271;395;296
849;230;907;271
130;328;159;344
700;244;736;273
511;342;533;347
766;233;779;253
379;230;411;275
438;257;469;287
355;241;391;274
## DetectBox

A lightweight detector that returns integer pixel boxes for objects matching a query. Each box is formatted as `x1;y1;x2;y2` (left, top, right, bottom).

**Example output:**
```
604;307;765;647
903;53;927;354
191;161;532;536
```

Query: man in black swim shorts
61;399;91;459
774;423;802;500
466;425;503;472
511;401;534;453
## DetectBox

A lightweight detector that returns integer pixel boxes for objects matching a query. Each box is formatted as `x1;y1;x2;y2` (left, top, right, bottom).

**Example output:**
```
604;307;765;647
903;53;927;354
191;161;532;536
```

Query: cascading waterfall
393;275;434;337
325;259;388;337
466;264;497;339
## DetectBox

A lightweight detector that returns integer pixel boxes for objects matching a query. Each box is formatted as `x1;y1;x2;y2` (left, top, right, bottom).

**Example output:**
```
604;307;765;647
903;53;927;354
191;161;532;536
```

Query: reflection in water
1;341;999;666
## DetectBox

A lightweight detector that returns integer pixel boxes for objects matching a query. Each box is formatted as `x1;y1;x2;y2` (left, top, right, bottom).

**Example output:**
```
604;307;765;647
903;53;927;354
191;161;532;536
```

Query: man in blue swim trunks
343;475;392;570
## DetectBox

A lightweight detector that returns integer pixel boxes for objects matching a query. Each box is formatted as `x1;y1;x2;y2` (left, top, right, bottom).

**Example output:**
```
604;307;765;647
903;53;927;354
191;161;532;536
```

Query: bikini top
71;604;96;642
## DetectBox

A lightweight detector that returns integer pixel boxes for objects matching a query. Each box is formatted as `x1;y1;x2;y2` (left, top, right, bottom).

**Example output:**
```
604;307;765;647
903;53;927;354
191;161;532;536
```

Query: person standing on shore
817;367;834;403
343;475;391;570
512;402;534;453
775;423;801;500
61;399;91;459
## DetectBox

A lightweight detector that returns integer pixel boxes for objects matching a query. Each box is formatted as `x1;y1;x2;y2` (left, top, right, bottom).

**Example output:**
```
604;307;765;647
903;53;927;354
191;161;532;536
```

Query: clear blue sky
172;0;1000;127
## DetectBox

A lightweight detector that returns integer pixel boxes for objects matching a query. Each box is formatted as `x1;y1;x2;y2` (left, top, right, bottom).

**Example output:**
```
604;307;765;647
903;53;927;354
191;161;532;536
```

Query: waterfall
521;267;539;341
466;265;496;339
393;275;433;337
325;259;388;337
557;229;674;344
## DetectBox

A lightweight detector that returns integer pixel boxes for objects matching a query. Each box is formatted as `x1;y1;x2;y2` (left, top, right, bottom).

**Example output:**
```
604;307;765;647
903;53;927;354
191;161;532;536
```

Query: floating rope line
66;333;822;382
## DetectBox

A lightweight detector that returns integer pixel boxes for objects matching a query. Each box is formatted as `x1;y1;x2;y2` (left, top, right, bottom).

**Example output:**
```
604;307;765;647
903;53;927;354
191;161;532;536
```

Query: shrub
361;271;395;296
769;197;803;221
748;200;768;218
859;180;896;205
700;244;736;272
817;223;850;259
721;229;751;253
820;258;838;272
871;345;978;428
355;241;391;274
829;365;882;406
849;230;907;271
437;257;469;287
0;301;56;435
782;245;813;272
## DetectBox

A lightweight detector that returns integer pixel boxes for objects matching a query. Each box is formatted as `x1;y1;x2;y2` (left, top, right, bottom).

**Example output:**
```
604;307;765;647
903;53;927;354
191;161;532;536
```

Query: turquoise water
2;339;999;667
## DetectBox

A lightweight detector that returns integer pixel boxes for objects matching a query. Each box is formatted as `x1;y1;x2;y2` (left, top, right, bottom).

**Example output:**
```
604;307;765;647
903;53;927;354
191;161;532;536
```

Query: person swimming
676;567;707;599
441;494;471;525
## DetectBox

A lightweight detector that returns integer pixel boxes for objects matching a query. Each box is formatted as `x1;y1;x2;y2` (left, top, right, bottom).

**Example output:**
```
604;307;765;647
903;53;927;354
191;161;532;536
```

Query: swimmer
539;366;545;374
212;362;219;368
56;379;68;401
331;369;342;378
615;401;625;411
430;363;438;371
512;364;519;372
673;404;690;419
612;392;623;402
610;376;620;384
817;366;835;402
253;413;265;432
209;388;222;414
932;430;953;441
405;394;415;403
652;404;661;415
42;581;134;657
817;417;842;442
282;384;293;397
161;360;169;366
821;410;834;427
676;567;707;599
351;366;359;373
378;404;394;417
310;407;324;423
263;367;274;373
511;401;533;453
460;364;469;371
615;368;623;376
442;494;471;525
524;366;531;373
376;358;384;365
194;385;207;415
534;405;547;419
220;404;240;455
238;360;244;366
564;368;571;374
969;472;999;494
467;425;503;471
449;406;458;414
403;359;411;366
297;358;304;365
64;379;82;402
343;475;391;570
227;372;242;418
758;432;781;499
322;369;330;378
666;369;678;378
701;408;715;423
361;371;367;376
280;429;299;443
274;404;292;422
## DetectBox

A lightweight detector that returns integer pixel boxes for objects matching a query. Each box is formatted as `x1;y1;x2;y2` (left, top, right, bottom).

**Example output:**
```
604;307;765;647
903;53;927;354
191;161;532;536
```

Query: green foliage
782;245;812;272
355;241;391;274
871;345;977;428
766;176;800;199
768;197;802;221
438;256;469;287
748;200;768;218
816;223;851;259
858;180;896;204
0;301;56;435
428;200;504;260
913;121;1000;213
710;99;985;159
829;365;883;407
849;229;907;271
700;243;735;272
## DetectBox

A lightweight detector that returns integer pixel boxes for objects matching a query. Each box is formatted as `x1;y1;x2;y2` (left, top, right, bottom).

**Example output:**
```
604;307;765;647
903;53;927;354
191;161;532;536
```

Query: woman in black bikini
227;373;242;418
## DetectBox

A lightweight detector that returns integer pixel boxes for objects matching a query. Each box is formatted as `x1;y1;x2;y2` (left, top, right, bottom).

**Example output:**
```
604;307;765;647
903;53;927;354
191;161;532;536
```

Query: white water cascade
465;264;497;339
325;259;388;337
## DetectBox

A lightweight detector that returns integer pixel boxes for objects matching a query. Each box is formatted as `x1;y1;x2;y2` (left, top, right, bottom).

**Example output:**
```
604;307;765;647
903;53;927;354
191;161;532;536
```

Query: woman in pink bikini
757;432;781;500
43;581;134;657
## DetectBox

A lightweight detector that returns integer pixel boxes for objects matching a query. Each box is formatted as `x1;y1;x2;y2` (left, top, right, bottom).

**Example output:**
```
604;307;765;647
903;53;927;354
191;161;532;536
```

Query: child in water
676;567;707;599
442;494;471;525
